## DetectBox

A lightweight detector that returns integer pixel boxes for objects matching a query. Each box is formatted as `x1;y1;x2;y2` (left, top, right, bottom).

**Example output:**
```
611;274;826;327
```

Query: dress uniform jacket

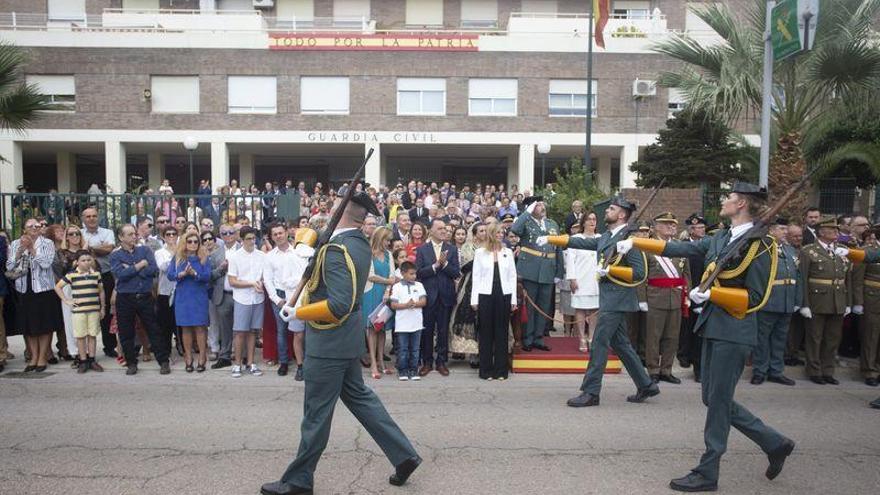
851;245;880;380
753;242;802;380
646;253;690;310
567;226;646;312
800;242;851;316
645;251;690;376
510;212;564;283
764;243;802;314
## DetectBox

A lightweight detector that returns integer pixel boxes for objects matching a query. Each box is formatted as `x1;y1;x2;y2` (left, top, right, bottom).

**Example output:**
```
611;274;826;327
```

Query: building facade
0;0;756;196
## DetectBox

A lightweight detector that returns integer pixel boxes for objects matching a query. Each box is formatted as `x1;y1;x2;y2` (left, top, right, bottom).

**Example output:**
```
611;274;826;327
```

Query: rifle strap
700;237;778;315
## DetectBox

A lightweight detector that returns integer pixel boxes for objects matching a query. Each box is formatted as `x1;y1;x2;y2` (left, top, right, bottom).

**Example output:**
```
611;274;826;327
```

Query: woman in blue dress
362;226;396;379
167;231;212;373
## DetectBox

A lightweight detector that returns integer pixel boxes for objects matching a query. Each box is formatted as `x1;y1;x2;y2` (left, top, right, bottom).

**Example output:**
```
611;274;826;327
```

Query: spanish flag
593;0;611;48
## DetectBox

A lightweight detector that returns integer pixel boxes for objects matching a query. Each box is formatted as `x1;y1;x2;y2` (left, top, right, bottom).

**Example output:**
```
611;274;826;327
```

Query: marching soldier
752;217;800;386
645;212;690;384
798;215;852;385
850;225;880;387
617;182;795;492
628;221;651;363
510;196;563;352
537;196;659;407
261;192;420;495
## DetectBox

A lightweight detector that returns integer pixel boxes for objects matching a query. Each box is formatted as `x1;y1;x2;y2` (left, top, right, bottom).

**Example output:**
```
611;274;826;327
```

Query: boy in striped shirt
55;251;106;373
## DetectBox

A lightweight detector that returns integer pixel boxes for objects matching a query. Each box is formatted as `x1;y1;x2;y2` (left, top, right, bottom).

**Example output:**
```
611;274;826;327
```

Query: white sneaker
231;365;242;378
398;374;409;381
248;364;263;376
411;374;421;381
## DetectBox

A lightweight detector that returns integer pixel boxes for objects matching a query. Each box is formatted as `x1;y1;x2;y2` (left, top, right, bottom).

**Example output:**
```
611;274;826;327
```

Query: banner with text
269;33;479;51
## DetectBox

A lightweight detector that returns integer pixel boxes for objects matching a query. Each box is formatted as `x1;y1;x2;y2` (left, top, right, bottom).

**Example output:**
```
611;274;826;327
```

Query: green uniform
754;243;801;379
645;251;690;377
280;229;418;490
851;244;880;380
565;226;652;396
628;283;647;360
510;212;563;347
662;229;789;483
799;242;852;379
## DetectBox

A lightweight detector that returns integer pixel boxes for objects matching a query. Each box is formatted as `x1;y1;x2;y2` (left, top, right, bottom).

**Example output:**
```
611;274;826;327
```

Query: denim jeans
396;330;422;375
273;300;290;365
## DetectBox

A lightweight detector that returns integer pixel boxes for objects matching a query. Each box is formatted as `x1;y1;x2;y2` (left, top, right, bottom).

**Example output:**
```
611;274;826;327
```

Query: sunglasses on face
221;230;235;236
186;239;200;245
67;231;81;237
202;236;214;242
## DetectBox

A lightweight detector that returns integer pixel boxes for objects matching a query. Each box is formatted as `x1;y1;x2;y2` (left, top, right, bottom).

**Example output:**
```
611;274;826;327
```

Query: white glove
833;246;850;258
844;306;852;317
793;306;800;312
596;266;609;278
799;307;813;319
526;202;537;215
279;304;295;322
616;239;634;255
853;305;864;315
689;287;711;305
295;243;315;259
693;307;703;314
639;302;649;312
553;277;562;285
536;236;549;247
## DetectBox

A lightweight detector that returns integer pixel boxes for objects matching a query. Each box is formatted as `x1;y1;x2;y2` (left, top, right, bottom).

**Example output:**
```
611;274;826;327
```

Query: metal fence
0;192;301;237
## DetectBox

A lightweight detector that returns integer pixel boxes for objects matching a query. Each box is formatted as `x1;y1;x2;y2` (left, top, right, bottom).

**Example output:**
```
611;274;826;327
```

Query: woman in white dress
565;212;600;352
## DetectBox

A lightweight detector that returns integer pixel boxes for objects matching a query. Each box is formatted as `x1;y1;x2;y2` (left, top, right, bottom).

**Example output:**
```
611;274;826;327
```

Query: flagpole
585;1;594;189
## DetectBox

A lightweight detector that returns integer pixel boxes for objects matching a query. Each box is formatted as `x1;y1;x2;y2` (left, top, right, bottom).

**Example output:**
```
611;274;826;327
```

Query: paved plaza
1;338;878;495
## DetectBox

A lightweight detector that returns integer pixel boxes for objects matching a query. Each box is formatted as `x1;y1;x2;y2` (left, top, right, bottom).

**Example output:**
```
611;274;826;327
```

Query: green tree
0;43;52;162
652;0;880;217
630;109;756;188
537;158;606;229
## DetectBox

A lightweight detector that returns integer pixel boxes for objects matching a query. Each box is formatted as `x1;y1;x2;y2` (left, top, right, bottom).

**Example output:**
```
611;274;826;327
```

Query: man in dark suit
409;197;429;225
415;218;460;377
204;197;223;227
564;200;585;232
802;207;820;245
392;211;412;244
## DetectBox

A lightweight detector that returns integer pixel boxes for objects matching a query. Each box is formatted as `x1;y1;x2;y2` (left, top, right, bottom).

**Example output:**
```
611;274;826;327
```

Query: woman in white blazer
565;212;601;353
470;222;518;380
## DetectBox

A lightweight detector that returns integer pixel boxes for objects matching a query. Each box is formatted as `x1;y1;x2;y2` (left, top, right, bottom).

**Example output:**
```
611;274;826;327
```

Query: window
122;0;160;9
549;79;597;117
461;0;498;28
26;75;75;111
228;76;277;114
613;0;650;19
334;0;371;19
216;0;254;10
520;0;557;14
610;158;621;190
301;77;350;114
397;78;446;115
151;76;200;114
468;79;517;116
406;0;443;26
276;0;315;22
48;0;85;21
667;88;686;118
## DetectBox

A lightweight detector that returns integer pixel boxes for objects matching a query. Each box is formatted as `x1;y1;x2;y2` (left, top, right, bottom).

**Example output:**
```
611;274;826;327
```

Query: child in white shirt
389;261;426;381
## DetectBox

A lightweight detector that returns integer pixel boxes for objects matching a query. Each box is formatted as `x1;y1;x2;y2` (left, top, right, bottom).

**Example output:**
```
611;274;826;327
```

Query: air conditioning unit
253;0;274;8
632;79;657;97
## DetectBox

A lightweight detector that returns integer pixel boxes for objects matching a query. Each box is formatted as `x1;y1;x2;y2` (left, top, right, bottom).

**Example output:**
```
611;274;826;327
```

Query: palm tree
652;0;880;216
0;42;53;162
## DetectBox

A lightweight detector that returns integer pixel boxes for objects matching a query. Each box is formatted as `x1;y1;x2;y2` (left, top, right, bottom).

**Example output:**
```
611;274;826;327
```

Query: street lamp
537;141;551;188
183;136;199;196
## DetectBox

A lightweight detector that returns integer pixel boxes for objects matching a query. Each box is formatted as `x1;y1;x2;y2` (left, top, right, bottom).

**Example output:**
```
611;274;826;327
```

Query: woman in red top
405;221;427;262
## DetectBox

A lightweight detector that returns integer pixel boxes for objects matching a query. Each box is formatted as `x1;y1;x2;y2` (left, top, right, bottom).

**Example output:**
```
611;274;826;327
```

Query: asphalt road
1;339;878;495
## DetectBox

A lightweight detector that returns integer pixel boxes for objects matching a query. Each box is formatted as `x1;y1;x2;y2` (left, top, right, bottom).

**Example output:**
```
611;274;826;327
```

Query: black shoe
0;362;4;373
751;375;765;385
104;348;118;358
77;361;88;374
809;376;825;385
533;343;552;351
650;374;660;384
866;377;879;387
768;375;795;386
678;357;691;368
783;357;797;366
870;397;880;409
34;365;47;373
627;383;660;403
47;356;59;365
294;366;304;381
185;362;194;373
160;362;171;375
59;351;74;362
670;472;718;492
23;365;36;373
766;438;795;480
278;363;289;376
823;376;839;385
567;392;600;407
520;345;532;352
789;357;805;366
260;480;312;495
211;358;232;370
659;374;682;384
389;456;422;486
126;364;138;376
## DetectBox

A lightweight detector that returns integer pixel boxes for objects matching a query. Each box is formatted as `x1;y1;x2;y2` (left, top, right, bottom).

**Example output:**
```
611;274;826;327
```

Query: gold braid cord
701;237;778;315
301;243;358;330
604;239;649;288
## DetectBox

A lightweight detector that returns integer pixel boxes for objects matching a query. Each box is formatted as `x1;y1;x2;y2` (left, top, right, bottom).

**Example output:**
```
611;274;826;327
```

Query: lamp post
537;141;551;188
183;137;199;196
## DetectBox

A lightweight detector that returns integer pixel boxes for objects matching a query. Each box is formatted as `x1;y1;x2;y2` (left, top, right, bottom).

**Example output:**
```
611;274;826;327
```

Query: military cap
522;195;543;208
638;220;652;232
500;213;515;223
815;214;839;229
730;182;768;199
653;211;678;224
350;191;381;217
685;213;706;226
610;196;637;212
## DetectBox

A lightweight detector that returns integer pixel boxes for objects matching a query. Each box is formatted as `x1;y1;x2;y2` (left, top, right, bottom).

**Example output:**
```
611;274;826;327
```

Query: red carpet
512;336;622;374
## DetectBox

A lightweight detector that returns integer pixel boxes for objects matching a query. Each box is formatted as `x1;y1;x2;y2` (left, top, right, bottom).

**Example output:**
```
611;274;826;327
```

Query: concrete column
56;152;76;193
211;142;230;191
365;143;381;187
620;144;639;189
0;140;23;194
105;141;126;193
148;151;163;190
596;155;611;193
238;152;253;188
517;144;535;195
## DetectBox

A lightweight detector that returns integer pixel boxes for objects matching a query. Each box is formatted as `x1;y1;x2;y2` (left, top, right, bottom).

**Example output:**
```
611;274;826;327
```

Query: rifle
601;177;666;269
698;167;819;292
282;148;374;316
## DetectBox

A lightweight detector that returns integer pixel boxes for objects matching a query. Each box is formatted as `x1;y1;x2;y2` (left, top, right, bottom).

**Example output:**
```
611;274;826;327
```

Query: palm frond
0;84;51;131
814;142;880;180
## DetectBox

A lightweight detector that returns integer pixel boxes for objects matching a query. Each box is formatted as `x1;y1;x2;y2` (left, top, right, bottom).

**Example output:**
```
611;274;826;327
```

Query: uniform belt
521;247;555;259
772;279;797;286
808;278;845;285
864;279;880;288
647;277;686;288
